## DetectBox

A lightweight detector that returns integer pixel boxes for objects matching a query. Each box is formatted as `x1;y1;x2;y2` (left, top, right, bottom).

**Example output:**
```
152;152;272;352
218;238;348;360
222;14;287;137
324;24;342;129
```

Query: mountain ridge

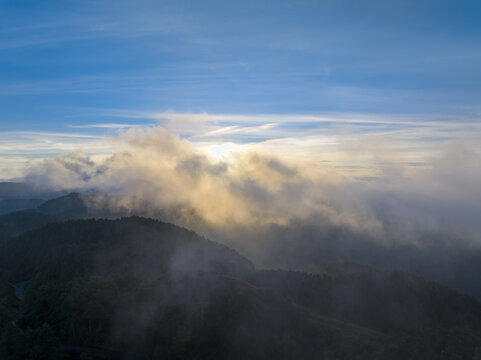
1;217;481;359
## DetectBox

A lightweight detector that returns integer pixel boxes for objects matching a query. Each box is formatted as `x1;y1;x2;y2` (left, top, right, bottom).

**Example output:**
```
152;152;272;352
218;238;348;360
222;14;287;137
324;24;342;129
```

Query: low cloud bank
25;126;481;267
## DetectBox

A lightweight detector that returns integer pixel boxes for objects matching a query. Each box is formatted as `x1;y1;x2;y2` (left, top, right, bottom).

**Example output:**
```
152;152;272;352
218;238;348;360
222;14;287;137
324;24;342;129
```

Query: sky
0;0;481;179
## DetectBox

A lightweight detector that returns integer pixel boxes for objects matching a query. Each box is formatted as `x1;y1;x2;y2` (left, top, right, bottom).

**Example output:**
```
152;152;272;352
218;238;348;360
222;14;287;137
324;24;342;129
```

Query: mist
24;126;481;270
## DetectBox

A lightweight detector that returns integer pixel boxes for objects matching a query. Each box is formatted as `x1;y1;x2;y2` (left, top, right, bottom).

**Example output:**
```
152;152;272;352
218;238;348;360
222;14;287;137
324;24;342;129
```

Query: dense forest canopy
1;214;481;359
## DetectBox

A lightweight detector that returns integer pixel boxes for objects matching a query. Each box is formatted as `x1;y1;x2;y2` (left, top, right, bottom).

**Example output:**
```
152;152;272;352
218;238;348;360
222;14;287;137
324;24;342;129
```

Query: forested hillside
1;218;481;359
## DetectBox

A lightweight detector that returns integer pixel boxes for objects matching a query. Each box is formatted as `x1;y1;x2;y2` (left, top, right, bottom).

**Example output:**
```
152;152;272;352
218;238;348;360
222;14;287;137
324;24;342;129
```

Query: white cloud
22;125;481;250
69;124;146;129
2;112;480;180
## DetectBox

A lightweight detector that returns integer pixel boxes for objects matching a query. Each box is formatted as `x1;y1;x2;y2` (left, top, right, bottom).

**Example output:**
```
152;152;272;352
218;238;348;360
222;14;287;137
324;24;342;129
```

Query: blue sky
1;0;480;178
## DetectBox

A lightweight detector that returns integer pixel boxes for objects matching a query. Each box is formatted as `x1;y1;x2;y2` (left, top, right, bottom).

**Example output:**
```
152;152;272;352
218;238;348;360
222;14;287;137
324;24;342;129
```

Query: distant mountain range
0;182;66;215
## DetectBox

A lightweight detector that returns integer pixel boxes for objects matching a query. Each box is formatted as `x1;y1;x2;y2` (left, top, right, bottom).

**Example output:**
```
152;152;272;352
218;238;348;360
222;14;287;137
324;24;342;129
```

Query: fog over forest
12;126;479;305
2;0;481;358
25;126;481;250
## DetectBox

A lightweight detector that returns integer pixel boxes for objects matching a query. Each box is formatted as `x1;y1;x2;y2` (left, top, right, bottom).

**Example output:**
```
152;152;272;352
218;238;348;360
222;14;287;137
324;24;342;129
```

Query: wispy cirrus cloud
0;131;123;178
69;124;146;129
1;111;480;179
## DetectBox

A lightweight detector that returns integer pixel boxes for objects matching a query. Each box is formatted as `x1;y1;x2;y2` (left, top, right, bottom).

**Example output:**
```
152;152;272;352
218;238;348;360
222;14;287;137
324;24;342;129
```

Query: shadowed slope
1;218;481;359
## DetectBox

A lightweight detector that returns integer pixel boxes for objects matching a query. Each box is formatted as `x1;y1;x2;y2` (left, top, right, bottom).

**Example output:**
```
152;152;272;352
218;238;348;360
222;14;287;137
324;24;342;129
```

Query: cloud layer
24;126;481;261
